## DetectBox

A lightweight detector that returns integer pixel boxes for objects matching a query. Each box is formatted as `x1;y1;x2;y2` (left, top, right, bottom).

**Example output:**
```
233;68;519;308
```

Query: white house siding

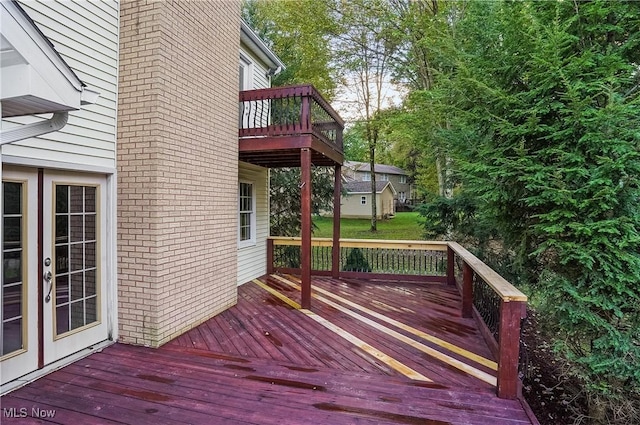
237;37;271;286
237;162;269;285
240;45;270;90
2;0;119;171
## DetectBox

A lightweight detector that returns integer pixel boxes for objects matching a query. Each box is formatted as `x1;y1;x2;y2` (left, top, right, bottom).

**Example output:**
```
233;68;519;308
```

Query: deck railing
267;236;527;400
239;84;344;151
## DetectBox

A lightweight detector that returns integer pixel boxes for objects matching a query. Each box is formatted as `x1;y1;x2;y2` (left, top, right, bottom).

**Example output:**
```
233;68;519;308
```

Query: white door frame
42;170;109;364
0;168;38;384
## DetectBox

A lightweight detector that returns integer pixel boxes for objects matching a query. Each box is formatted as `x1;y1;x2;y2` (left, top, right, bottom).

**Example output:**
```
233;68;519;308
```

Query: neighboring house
343;161;412;204
342;180;396;219
1;0;342;392
1;0;118;388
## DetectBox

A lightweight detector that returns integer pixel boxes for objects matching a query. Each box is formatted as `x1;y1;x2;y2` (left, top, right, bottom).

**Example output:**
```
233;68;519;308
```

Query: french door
1;167;108;385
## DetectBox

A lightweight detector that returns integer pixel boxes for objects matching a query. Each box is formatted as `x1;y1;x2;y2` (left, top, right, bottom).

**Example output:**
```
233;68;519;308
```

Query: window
379;173;389;181
54;184;99;335
361;196;367;205
239;55;252;91
362;172;371;182
239;182;256;247
400;175;407;184
2;182;24;356
399;191;406;202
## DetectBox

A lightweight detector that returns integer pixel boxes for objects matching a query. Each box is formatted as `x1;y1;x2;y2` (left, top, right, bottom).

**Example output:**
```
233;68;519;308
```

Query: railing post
447;245;455;286
497;300;523;399
300;148;312;309
462;262;473;318
300;90;311;133
332;165;341;279
267;238;274;275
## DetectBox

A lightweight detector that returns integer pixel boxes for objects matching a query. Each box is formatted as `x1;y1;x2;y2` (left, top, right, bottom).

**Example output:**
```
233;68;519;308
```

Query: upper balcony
239;84;344;168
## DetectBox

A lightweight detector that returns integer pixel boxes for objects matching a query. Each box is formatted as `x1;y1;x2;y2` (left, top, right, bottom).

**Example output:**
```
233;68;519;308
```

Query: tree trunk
436;155;445;197
444;154;453;198
435;152;453;199
370;145;377;232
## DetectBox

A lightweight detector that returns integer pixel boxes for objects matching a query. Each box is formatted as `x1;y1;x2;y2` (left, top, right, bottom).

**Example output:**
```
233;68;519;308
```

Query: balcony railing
239;84;344;153
267;236;528;400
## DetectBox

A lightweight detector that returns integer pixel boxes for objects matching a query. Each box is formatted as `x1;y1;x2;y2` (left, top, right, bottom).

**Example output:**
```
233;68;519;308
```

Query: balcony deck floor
1;275;538;424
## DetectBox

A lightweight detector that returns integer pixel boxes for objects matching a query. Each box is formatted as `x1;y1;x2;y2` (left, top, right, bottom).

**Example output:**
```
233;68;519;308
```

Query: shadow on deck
1;275;538;424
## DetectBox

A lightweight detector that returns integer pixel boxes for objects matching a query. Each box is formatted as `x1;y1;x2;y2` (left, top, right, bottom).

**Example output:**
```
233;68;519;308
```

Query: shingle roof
344;180;395;194
343;161;407;176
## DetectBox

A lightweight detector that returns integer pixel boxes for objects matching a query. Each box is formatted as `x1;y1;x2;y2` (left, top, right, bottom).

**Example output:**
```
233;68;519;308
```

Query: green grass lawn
312;212;425;240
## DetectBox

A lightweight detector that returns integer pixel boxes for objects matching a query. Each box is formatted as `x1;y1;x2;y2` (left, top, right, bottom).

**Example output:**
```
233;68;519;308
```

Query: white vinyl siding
237;41;272;286
239;45;269;90
237;162;269;286
3;1;119;171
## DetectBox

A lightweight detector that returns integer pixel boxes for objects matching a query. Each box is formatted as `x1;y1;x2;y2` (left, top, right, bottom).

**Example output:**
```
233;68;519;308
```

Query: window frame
360;196;367;205
361;172;371;182
239;54;253;91
238;180;256;248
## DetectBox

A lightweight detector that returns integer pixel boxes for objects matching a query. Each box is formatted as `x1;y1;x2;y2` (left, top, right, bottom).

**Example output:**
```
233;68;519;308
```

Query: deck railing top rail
447;242;527;302
270;236;448;251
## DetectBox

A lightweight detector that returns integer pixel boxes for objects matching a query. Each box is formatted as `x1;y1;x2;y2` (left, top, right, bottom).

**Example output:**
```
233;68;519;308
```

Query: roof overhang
1;1;97;118
240;20;285;73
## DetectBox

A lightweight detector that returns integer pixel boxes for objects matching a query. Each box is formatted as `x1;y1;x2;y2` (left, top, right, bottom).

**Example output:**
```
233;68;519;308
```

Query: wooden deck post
462;262;473;318
267;238;274;275
497;300;523;399
301;148;312;309
300;90;311;133
447;245;455;286
332;165;341;279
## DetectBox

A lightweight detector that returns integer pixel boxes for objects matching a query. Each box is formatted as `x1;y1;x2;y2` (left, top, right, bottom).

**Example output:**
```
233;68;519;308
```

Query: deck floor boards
2;275;537;424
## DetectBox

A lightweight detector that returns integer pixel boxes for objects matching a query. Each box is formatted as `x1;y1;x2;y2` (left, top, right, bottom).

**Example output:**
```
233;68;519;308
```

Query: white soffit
0;1;85;118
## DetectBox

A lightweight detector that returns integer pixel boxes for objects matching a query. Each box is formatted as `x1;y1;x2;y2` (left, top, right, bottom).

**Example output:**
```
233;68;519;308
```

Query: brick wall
118;0;241;347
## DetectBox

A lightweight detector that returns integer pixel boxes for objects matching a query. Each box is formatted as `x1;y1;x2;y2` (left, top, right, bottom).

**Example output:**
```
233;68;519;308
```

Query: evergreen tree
446;2;640;420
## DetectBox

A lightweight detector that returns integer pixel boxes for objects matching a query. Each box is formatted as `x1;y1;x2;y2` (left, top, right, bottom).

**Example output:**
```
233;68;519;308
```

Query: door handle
44;271;53;302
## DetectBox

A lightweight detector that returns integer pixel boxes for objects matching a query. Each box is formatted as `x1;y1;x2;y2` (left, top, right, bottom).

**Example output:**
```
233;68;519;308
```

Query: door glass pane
56;185;68;213
70;215;83;242
54;184;99;336
55;274;69;304
2;182;24;357
56;304;69;335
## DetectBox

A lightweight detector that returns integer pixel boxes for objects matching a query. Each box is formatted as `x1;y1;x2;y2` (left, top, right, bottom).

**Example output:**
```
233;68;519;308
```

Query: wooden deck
1;275;538;424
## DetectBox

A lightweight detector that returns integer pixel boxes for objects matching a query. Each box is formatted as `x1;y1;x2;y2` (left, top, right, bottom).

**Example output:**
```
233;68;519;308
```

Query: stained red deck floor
1;275;538;424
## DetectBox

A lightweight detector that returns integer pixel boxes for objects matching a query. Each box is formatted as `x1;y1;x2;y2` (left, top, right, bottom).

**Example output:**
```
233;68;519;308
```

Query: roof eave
240;20;286;72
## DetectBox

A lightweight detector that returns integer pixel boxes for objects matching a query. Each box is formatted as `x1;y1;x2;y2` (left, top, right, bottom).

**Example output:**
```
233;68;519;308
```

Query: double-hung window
239;181;256;248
